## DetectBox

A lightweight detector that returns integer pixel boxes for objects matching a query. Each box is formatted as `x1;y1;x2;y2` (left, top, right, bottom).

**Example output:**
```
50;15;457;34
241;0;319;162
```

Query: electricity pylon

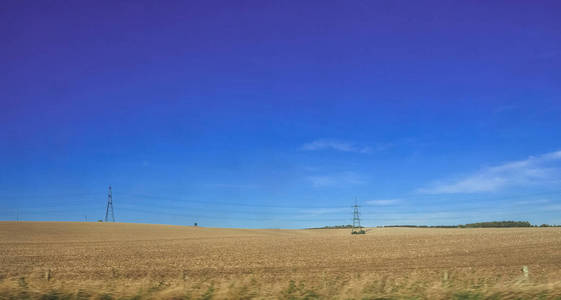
105;186;115;222
352;203;365;234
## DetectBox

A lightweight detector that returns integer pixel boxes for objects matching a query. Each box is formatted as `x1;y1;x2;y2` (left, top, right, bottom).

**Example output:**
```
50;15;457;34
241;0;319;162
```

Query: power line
4;189;560;210
2;188;560;226
126;193;350;209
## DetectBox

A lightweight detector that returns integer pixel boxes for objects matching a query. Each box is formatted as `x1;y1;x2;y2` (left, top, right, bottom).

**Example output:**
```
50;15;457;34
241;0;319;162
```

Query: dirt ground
2;222;561;299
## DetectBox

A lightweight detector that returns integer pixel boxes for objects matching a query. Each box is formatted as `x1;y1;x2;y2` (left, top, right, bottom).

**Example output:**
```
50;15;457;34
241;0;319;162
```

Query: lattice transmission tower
351;203;365;234
105;186;115;222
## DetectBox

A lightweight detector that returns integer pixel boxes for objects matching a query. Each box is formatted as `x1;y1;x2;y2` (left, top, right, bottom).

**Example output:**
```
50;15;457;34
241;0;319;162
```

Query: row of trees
384;221;560;228
462;221;531;228
314;221;561;229
312;225;354;229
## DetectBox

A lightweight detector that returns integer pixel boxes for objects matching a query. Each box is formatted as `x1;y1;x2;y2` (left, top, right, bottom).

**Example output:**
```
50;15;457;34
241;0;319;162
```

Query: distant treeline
314;221;561;229
383;225;457;228
310;225;356;229
384;221;561;228
463;221;531;228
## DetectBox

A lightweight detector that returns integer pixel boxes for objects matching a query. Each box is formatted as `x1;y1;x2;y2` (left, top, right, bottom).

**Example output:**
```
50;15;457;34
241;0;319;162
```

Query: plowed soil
2;222;561;299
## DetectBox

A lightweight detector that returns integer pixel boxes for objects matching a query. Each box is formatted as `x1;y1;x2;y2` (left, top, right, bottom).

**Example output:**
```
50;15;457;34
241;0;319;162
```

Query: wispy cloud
514;199;550;205
369;209;512;226
495;105;518;113
543;204;561;211
299;207;348;215
204;183;258;189
306;171;365;188
418;150;561;194
301;139;372;154
365;199;401;206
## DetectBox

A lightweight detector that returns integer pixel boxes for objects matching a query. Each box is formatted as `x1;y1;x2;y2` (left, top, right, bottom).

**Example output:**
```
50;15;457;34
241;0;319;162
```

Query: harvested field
1;222;561;299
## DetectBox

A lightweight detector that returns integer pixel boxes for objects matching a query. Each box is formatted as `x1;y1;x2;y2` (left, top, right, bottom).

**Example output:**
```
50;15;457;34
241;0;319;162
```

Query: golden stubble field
1;222;561;299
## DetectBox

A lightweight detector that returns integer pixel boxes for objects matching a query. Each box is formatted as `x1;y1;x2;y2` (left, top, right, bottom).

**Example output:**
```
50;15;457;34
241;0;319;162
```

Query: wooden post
522;266;529;278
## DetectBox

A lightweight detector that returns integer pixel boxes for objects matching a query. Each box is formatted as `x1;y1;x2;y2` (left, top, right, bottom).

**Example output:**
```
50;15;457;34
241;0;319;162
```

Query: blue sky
1;1;561;228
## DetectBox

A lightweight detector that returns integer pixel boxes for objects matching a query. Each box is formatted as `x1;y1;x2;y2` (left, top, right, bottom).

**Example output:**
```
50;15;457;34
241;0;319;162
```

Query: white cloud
301;139;372;154
543;204;561;211
418;150;561;194
495;105;518;113
205;183;258;189
514;199;550;205
365;199;401;206
306;171;365;187
369;209;509;226
299;207;348;215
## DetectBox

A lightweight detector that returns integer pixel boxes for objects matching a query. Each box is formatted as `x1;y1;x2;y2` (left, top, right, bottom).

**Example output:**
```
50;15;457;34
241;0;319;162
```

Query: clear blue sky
1;1;561;228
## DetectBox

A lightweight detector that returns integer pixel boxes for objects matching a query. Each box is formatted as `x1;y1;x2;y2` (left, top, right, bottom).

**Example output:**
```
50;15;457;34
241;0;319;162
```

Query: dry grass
1;222;561;299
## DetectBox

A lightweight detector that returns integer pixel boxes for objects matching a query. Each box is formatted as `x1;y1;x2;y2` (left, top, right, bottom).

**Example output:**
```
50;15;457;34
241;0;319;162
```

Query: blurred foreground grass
2;273;561;300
